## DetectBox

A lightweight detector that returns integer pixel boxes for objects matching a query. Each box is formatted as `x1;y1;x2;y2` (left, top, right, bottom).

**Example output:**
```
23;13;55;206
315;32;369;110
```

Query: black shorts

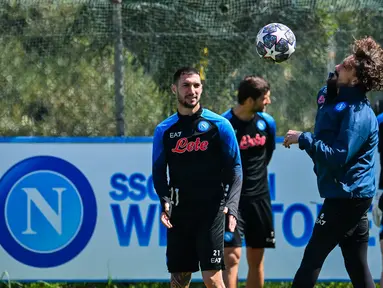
224;195;275;249
166;202;225;273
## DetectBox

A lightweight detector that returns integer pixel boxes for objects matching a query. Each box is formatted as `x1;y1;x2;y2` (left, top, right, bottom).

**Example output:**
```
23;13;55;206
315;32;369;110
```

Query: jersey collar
177;105;203;121
231;108;256;123
335;86;367;103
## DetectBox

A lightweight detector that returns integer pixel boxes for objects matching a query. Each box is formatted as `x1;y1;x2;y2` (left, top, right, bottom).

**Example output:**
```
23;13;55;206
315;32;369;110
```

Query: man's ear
244;96;253;106
171;84;177;94
351;76;359;86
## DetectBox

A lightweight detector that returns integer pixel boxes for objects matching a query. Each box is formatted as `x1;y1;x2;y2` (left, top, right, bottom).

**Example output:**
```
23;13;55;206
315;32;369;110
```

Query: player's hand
223;207;237;232
283;130;302;148
160;202;173;228
227;215;237;232
372;191;383;228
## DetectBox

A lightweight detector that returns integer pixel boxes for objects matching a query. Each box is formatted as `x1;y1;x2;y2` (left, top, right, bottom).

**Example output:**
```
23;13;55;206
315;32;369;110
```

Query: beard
177;94;199;109
251;105;263;113
326;72;338;100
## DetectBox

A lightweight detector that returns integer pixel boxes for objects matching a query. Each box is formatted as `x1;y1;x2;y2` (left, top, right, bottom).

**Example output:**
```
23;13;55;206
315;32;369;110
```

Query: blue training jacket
298;85;379;199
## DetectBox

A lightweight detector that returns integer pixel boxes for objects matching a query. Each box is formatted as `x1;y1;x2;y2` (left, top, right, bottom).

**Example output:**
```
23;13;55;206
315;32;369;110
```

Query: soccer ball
255;23;296;63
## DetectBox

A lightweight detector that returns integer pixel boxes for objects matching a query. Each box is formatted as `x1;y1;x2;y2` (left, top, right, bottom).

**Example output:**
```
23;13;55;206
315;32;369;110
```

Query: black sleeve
266;123;276;166
152;126;171;213
260;112;276;165
218;119;243;220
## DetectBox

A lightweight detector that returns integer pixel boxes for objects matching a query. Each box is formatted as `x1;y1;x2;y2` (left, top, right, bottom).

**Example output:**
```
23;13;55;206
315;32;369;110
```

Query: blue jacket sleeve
298;108;368;169
152;126;170;212
219;118;243;220
302;86;328;161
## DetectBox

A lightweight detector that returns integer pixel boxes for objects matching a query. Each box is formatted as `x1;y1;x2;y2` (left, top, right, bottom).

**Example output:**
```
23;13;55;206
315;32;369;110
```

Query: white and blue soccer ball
255;23;296;63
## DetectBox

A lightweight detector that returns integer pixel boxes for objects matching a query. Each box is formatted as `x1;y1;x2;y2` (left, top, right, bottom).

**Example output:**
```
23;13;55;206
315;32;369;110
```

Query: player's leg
245;248;264;288
380;232;383;288
202;270;226;288
292;198;373;288
380;222;383;287
166;210;199;288
243;197;275;288
292;199;353;287
338;200;374;288
198;203;226;288
339;236;374;287
223;247;241;288
223;209;244;288
170;273;193;288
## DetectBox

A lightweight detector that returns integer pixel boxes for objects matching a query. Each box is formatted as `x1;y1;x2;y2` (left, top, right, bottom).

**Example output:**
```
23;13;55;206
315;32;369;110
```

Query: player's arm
301;86;328;161
260;112;277;165
219;118;243;220
152;126;171;214
298;108;368;168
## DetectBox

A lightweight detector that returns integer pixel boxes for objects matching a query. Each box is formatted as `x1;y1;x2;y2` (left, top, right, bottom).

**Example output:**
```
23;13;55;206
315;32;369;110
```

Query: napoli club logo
0;156;97;268
197;121;210;132
335;102;347;112
256;120;266;131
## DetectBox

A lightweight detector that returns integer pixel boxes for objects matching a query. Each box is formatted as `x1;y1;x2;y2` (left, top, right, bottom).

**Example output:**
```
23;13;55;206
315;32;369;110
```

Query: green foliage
0;0;381;137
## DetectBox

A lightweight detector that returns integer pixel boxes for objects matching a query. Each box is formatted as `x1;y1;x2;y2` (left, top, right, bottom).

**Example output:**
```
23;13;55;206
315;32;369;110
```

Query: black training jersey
222;109;276;198
152;107;243;219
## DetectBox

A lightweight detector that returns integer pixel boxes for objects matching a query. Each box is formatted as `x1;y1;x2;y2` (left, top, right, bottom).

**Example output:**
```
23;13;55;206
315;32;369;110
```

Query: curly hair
348;36;383;92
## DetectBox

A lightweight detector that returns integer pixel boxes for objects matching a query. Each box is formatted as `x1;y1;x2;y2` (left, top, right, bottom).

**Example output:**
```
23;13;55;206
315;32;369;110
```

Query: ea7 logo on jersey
315;213;326;226
171;137;209;153
170;131;182;138
211;258;222;264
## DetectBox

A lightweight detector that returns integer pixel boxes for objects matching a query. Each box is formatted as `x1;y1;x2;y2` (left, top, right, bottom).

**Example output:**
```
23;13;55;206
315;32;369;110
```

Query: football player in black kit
152;67;243;288
222;76;276;288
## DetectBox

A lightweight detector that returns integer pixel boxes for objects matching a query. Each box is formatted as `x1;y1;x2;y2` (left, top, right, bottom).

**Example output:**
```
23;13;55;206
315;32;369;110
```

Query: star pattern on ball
270;27;287;43
258;30;271;41
286;42;296;57
256;23;296;63
264;45;282;61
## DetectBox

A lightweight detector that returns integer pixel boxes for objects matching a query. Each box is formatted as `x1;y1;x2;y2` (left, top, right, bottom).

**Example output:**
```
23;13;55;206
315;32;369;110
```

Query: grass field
0;282;380;288
1;272;381;288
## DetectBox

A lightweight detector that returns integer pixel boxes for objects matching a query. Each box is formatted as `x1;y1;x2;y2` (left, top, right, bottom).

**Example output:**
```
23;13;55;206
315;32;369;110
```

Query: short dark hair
346;36;383;92
173;67;200;84
237;76;270;104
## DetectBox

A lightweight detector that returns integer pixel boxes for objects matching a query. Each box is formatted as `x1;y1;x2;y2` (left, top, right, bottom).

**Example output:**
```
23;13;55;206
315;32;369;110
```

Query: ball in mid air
256;23;296;63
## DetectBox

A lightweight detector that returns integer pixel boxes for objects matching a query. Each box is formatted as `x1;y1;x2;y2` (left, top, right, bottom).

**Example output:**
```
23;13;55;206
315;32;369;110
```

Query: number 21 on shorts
211;250;222;264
